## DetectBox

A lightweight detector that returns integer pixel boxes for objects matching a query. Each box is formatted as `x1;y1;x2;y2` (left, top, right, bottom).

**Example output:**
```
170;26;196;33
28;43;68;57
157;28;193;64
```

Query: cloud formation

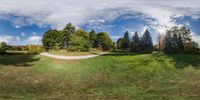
0;0;200;29
25;36;42;45
0;0;200;43
0;35;14;43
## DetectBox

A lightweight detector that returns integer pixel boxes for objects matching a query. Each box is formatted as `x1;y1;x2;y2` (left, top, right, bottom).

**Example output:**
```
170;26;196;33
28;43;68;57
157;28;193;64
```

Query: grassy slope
0;52;200;100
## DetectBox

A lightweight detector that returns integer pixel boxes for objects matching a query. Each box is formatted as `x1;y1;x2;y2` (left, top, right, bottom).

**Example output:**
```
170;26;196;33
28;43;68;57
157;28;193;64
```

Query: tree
157;34;165;52
42;30;62;50
62;23;76;48
97;32;113;50
131;32;140;52
164;30;173;53
0;42;8;53
163;26;197;53
76;29;89;40
142;29;153;53
69;34;91;51
116;38;124;50
122;31;130;50
89;29;97;48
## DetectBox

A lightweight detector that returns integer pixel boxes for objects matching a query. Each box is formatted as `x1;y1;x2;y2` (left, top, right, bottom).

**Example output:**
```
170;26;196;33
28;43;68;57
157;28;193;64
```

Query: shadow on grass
167;54;200;69
102;51;145;57
0;55;40;67
154;53;200;69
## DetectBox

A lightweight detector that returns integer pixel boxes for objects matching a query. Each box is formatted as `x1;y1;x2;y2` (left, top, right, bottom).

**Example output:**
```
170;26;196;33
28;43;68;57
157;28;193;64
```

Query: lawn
0;52;200;99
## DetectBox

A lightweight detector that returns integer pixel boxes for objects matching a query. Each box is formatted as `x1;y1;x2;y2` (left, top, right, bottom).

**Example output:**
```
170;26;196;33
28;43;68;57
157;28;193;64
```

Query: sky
0;0;200;45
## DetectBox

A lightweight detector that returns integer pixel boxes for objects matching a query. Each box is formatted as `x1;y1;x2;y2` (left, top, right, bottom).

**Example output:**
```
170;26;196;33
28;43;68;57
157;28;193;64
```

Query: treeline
42;23;114;51
117;29;153;53
117;26;199;54
0;42;42;55
163;26;199;53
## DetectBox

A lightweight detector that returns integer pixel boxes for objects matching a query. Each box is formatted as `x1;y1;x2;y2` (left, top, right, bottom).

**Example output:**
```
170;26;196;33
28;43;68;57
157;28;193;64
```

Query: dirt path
40;52;108;60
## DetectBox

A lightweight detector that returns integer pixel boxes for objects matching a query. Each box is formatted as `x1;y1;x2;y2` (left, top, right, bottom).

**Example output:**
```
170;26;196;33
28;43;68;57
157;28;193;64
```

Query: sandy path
40;52;108;60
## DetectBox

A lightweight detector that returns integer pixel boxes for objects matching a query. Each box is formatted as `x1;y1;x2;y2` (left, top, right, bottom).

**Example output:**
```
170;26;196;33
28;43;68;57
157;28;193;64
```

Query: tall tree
163;26;197;53
89;29;97;48
131;32;140;52
142;29;153;53
42;30;62;50
122;31;130;50
116;38;124;50
62;23;76;48
76;29;89;40
97;32;113;50
0;42;8;53
164;30;173;53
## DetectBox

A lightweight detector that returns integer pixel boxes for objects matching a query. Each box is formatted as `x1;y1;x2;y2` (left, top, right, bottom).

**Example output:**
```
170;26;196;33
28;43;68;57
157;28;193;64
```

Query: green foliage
121;31;130;50
131;32;141;52
62;23;76;48
97;32;114;50
27;45;43;54
0;42;9;53
116;38;124;49
42;29;62;50
141;29;153;53
42;23;114;52
68;34;91;51
164;26;199;53
76;29;89;40
89;29;97;48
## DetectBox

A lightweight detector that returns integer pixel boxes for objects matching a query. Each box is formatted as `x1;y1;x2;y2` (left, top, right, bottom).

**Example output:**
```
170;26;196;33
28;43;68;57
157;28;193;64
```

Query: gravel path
40;52;108;60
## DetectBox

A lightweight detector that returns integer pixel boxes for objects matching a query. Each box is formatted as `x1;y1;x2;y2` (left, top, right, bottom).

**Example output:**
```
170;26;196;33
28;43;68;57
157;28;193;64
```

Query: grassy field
48;49;102;56
0;52;200;99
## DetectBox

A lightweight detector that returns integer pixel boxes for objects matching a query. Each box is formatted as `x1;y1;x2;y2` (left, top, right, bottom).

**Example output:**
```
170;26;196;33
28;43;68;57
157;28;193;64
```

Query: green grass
48;49;102;56
0;52;200;99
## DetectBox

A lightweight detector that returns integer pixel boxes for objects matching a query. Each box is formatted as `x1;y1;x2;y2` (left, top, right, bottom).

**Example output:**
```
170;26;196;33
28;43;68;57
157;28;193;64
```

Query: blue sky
0;0;200;45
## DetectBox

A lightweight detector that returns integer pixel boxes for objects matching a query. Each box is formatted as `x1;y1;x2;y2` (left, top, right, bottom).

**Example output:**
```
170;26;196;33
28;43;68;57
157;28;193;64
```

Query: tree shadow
154;53;200;69
0;55;40;67
102;51;145;57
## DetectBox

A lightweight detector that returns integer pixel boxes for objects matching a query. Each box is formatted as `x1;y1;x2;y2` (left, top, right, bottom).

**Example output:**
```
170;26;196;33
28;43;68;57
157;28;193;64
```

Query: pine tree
131;32;140;52
116;38;124;50
122;31;130;50
142;29;153;53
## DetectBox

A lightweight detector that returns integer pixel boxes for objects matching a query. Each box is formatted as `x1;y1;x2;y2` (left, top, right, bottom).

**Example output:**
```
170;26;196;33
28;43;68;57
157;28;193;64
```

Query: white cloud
0;0;200;31
0;0;200;46
111;36;121;40
16;36;20;42
0;35;14;43
25;35;42;45
191;32;200;44
32;32;36;35
15;25;21;28
21;32;26;36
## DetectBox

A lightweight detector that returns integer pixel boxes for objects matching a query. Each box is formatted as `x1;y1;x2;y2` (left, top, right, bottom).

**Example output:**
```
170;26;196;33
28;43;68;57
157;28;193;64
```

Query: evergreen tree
62;23;76;48
131;32;140;52
116;38;124;50
142;29;153;53
122;31;130;50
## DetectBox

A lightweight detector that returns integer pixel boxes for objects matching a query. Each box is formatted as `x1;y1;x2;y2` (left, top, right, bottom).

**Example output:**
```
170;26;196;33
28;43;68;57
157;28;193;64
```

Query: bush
68;34;92;52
